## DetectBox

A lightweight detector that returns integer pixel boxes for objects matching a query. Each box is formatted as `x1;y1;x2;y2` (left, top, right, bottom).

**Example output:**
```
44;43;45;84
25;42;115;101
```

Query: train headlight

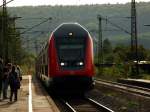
69;32;73;36
79;62;83;66
77;62;83;66
60;62;65;66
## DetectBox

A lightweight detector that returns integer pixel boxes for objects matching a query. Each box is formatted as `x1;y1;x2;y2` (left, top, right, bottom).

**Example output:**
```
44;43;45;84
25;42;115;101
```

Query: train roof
53;23;89;38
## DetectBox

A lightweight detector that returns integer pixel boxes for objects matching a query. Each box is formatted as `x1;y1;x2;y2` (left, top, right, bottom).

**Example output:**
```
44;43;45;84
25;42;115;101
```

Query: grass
95;66;126;81
127;101;138;109
95;66;150;81
141;74;150;80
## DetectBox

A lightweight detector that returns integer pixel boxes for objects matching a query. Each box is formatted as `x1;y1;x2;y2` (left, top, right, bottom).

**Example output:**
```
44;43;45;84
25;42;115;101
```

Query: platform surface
0;75;59;112
127;78;150;83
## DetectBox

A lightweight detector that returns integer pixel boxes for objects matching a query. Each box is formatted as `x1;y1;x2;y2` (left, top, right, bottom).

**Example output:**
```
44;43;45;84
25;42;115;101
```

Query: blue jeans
3;79;8;98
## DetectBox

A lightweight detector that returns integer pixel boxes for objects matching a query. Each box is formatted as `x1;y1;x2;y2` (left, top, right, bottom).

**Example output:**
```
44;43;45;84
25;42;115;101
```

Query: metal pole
97;15;103;75
2;0;8;63
0;13;3;57
131;0;139;76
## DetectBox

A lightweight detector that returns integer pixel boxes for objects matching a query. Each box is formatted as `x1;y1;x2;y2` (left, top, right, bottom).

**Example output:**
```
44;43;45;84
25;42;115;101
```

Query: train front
49;23;95;93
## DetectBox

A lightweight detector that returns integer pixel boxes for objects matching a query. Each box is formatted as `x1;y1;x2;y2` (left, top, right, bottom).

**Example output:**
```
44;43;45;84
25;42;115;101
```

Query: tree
103;38;112;54
137;45;147;61
103;38;113;63
113;44;127;63
105;53;114;63
0;10;25;64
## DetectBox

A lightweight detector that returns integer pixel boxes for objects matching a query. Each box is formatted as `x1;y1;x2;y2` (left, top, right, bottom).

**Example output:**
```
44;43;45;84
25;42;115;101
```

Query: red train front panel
45;23;95;92
48;23;94;78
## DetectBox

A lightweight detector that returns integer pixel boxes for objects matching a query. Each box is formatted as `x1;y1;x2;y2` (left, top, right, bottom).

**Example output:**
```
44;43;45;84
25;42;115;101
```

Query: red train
35;23;95;93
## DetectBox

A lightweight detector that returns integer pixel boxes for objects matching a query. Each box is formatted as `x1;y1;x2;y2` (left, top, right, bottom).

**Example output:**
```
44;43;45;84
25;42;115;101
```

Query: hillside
7;2;150;52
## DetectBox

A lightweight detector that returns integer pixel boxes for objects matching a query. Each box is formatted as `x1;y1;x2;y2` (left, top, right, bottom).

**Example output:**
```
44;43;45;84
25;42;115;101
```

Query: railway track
95;78;150;97
60;97;114;112
39;76;113;112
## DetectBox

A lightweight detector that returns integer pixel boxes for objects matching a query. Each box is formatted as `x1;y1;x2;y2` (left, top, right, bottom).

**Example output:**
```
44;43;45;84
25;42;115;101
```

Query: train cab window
58;44;84;61
55;38;86;70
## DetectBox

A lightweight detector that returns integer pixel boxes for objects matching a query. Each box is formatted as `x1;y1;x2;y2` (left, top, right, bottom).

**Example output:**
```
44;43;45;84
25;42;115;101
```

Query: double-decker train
35;23;95;93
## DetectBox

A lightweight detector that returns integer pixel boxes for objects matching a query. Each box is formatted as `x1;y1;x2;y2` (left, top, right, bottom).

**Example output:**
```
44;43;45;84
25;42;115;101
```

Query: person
2;66;9;99
9;66;20;102
16;65;22;81
7;63;12;74
0;57;3;101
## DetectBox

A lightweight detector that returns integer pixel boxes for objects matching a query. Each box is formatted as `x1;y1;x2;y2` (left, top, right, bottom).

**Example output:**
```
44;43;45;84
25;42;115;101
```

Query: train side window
43;54;45;64
41;66;43;74
40;66;42;74
42;66;44;74
45;65;48;76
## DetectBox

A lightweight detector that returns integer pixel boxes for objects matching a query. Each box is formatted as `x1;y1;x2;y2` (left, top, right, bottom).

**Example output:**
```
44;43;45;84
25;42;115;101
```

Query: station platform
0;75;60;112
118;78;150;89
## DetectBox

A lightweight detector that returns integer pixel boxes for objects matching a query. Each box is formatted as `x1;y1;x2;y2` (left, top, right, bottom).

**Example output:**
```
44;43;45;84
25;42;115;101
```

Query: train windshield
58;44;84;61
55;37;86;70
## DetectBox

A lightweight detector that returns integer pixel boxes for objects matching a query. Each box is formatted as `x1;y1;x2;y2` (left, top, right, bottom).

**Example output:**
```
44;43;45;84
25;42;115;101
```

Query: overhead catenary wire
18;17;52;20
21;31;48;54
20;17;52;34
21;31;49;35
101;16;131;35
21;31;47;43
0;0;15;7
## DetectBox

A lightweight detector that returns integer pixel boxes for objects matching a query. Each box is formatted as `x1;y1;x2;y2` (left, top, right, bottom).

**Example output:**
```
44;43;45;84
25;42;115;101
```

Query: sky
1;0;150;7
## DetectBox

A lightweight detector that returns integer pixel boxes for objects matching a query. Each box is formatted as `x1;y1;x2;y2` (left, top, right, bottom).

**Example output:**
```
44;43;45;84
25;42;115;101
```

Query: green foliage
96;66;123;81
96;42;149;80
113;44;148;62
127;101;138;109
138;45;147;60
113;44;128;62
0;11;26;64
103;38;112;54
103;38;113;63
141;74;150;80
20;52;36;75
104;53;114;63
145;49;150;60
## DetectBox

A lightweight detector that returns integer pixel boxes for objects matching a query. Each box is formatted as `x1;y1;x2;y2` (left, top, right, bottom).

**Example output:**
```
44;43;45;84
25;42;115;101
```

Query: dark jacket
9;71;20;89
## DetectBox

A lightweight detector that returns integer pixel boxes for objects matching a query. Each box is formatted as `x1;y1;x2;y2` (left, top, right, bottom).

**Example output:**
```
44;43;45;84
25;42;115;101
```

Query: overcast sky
1;0;150;7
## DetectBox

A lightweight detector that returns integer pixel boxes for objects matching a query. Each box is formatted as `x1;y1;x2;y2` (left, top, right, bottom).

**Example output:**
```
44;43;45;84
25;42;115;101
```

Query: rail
60;97;114;112
95;78;150;97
